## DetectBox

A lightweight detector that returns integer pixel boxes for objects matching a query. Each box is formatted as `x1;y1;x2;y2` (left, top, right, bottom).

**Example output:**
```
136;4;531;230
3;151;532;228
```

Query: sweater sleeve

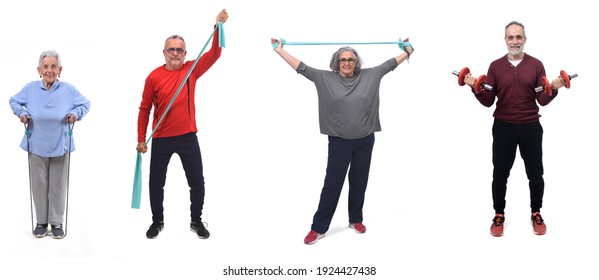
474;66;497;107
535;65;558;106
68;85;91;120
9;83;30;118
191;26;222;79
137;75;154;143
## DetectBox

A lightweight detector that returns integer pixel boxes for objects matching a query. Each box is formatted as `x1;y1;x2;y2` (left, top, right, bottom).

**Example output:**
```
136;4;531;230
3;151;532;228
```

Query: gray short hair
505;21;526;37
38;50;61;68
165;35;186;48
329;46;363;74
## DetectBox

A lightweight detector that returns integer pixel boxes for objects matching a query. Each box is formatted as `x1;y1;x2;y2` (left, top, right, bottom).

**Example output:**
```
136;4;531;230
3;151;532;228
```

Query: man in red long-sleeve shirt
464;21;567;237
136;9;228;239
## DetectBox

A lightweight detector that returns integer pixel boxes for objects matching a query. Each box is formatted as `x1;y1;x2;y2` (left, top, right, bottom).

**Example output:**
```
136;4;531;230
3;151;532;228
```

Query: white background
1;0;597;279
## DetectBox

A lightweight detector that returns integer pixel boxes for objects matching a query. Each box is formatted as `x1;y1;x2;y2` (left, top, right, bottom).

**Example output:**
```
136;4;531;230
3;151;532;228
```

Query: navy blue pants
491;119;544;214
311;133;375;233
149;133;205;223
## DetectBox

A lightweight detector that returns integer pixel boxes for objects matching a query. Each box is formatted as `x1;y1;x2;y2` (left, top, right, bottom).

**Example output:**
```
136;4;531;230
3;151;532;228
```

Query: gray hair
164;35;186;48
38;50;61;68
505;21;526;37
329;46;363;74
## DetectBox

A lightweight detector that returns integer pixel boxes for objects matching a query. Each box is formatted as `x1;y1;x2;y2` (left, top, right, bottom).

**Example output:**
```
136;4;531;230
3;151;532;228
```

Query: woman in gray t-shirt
271;38;413;245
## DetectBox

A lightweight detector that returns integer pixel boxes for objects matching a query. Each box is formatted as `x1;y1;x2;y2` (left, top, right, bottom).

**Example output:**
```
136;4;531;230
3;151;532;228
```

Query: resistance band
132;22;226;209
272;38;413;52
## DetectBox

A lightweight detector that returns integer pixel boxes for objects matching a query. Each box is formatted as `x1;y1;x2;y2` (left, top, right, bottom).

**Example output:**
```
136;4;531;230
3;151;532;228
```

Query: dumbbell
560;70;578;89
535;76;552;96
452;67;493;94
535;70;578;96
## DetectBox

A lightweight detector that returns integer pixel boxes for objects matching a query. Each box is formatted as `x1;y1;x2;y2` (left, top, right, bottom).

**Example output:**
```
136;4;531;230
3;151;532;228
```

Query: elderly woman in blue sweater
9;50;90;239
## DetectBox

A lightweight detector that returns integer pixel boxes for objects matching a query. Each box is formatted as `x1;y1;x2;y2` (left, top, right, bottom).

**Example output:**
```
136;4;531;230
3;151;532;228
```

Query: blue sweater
9;80;90;157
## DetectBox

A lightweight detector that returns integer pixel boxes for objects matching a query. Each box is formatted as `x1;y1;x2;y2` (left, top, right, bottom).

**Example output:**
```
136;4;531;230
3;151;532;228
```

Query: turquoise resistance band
272;38;413;52
132;22;226;209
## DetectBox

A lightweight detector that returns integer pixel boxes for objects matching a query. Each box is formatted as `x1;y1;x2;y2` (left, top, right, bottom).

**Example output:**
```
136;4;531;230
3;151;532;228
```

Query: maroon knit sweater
475;53;558;123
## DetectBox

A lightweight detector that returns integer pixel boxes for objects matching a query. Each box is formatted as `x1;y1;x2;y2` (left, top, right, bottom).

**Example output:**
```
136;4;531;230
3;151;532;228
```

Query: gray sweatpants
29;153;69;225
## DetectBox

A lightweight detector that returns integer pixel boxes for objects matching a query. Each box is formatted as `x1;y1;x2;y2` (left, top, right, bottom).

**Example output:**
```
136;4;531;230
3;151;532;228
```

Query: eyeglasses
165;48;186;54
339;58;357;64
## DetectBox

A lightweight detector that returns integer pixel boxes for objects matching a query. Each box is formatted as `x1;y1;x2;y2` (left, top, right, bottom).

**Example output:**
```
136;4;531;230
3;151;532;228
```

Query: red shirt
138;30;221;142
475;53;557;123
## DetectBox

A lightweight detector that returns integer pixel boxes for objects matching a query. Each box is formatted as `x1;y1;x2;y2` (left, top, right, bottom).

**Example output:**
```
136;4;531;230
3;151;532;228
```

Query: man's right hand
137;142;148;154
464;73;477;88
216;9;228;25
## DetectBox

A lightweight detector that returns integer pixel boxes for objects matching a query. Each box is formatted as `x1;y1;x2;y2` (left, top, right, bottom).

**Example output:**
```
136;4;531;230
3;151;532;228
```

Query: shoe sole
490;231;504;237
146;226;164;239
349;224;366;234
34;231;47;238
146;230;162;239
305;234;325;245
190;227;210;239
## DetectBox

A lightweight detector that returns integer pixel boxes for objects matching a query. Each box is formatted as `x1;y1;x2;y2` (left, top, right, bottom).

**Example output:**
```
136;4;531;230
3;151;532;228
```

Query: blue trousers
149;133;205;223
311;133;375;233
491;119;544;214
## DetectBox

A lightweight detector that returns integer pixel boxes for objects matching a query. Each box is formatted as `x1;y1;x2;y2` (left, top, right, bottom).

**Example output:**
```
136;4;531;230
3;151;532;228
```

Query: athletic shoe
304;230;324;245
531;212;547;235
349;222;366;234
190;221;210;239
51;224;64;239
146;221;164;239
490;214;505;237
33;223;48;238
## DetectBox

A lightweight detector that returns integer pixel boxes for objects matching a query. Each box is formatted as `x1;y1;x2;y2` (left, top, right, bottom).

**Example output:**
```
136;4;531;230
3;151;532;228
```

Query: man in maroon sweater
464;21;567;237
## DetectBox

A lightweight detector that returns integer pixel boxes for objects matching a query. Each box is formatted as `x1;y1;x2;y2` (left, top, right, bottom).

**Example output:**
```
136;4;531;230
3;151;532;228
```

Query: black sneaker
33;223;48;238
190;221;210;239
146;221;164;239
51;224;64;239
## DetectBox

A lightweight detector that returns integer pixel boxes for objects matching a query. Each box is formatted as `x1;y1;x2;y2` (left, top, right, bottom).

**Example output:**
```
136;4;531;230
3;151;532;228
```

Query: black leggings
149;133;205;223
491;119;544;214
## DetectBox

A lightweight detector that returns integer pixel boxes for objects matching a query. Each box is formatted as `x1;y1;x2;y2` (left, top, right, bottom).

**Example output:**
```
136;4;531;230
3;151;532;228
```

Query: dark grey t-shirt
297;58;399;139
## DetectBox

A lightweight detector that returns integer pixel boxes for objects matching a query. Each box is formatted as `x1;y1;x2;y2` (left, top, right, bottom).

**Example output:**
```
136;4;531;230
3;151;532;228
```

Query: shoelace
532;214;544;225
151;222;163;229
192;221;208;229
493;216;504;226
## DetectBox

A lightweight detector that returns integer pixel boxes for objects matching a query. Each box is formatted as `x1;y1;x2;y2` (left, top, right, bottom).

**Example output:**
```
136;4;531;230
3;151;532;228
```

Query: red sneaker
304;230;324;245
531;212;547;235
349;222;366;234
490;214;504;237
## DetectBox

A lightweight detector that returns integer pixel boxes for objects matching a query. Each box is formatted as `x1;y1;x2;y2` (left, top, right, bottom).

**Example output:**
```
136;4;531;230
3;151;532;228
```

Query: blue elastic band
272;38;413;52
218;21;226;48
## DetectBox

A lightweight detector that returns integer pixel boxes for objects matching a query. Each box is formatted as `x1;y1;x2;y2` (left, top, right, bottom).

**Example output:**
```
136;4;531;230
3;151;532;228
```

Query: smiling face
37;56;62;88
163;37;187;70
338;50;357;77
504;23;527;59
